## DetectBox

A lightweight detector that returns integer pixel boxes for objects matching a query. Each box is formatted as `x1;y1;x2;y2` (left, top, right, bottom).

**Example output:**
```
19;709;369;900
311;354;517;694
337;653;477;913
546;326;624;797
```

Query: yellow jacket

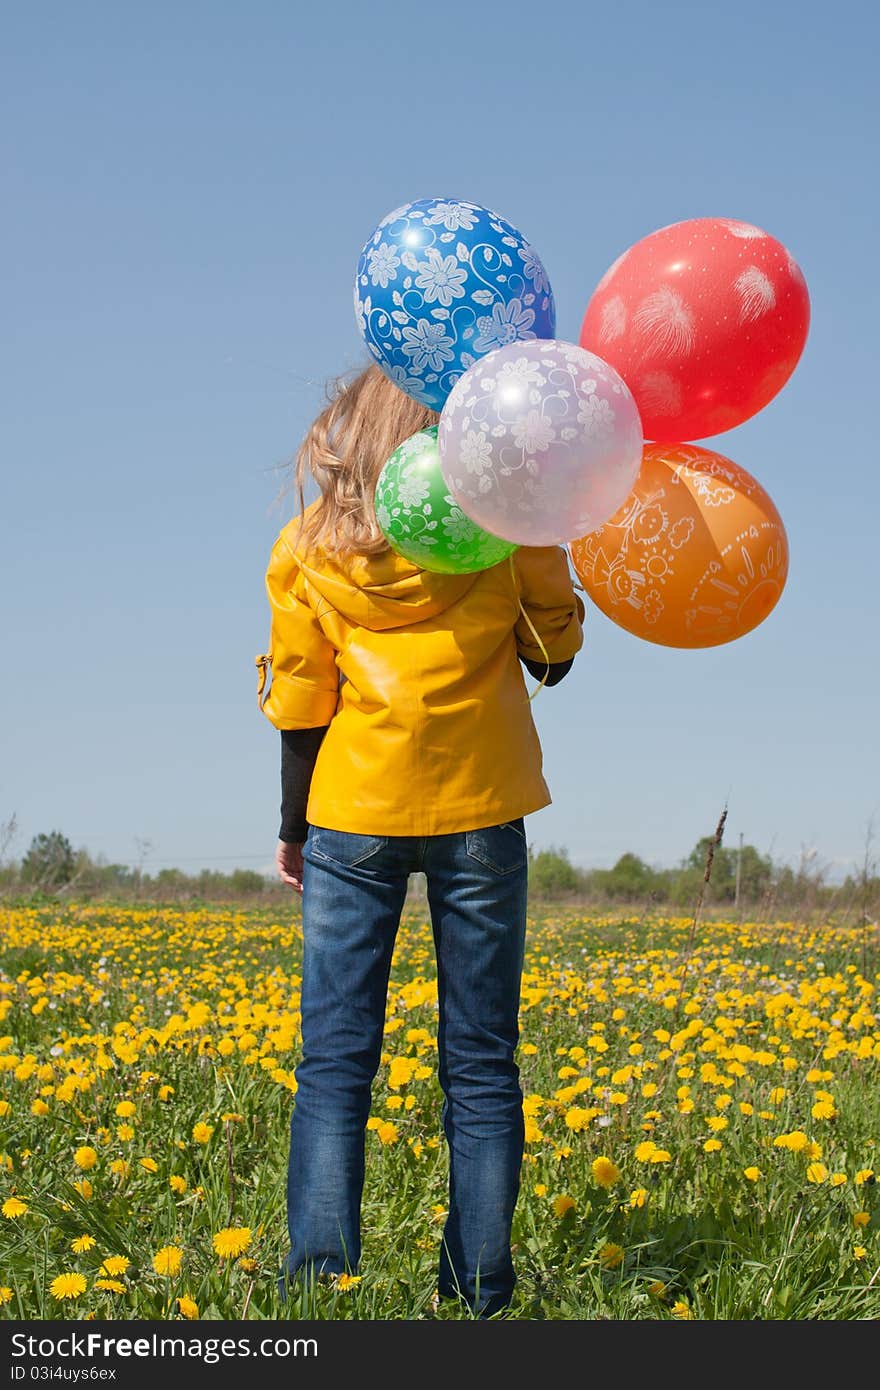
257;517;584;836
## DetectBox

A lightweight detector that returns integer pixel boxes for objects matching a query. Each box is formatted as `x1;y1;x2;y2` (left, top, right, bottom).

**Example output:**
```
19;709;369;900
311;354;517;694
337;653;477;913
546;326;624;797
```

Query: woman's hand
275;839;305;894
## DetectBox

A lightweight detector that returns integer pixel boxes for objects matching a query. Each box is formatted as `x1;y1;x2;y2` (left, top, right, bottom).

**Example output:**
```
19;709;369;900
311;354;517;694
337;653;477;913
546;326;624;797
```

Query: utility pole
735;832;743;917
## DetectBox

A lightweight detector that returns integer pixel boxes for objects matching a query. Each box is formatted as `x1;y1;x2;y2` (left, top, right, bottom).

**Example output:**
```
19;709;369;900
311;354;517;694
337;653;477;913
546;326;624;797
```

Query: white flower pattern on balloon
385;363;425;396
396;469;431;510
460;429;494;476
367;243;401;288
473;299;536;354
496;356;547;387
414;250;468;307
513;410;556;453
426;201;479;232
441;505;477;544
517;243;550;294
402;320;455;372
577;393;616;440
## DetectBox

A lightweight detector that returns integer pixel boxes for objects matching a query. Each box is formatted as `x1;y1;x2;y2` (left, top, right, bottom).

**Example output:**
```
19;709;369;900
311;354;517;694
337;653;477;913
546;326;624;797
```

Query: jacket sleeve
258;532;340;730
513;546;585;666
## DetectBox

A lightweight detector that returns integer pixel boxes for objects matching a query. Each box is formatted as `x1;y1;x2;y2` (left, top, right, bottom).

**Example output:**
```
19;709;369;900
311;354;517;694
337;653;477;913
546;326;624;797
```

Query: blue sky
3;1;878;880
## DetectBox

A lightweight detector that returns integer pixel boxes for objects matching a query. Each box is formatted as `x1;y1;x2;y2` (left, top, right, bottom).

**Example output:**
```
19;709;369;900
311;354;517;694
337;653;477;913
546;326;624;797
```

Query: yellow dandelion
152;1245;183;1276
855;1169;874;1186
672;1299;694;1319
376;1122;399;1146
99;1257;130;1277
73;1146;98;1171
598;1242;624;1270
94;1279;126;1294
634;1141;657;1162
830;1173;847;1188
72;1180;93;1200
773;1131;808;1153
0;1287;12;1305
591;1156;621;1188
169;1175;187;1195
744;1167;762;1182
706;1116;728;1133
116;1125;135;1142
336;1274;362;1291
812;1101;836;1121
703;1139;722;1153
854;1211;870;1229
806;1163;828;1185
629;1188;648;1208
191;1123;214;1144
854;1246;868;1261
49;1273;87;1301
139;1158;158;1173
70;1235;96;1254
534;1183;548;1197
647;1280;666;1299
176;1295;199;1319
552;1194;576;1218
649;1149;671;1164
115;1102;136;1118
212;1227;252;1259
1;1197;28;1219
565;1107;593;1132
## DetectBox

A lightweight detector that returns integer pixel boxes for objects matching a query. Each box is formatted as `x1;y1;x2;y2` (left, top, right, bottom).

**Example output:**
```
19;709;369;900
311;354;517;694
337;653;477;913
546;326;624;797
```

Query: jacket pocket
465;820;528;876
308;828;388;869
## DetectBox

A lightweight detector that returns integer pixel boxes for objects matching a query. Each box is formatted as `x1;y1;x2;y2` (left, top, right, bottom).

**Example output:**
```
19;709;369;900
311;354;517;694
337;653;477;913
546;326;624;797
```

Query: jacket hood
286;523;481;632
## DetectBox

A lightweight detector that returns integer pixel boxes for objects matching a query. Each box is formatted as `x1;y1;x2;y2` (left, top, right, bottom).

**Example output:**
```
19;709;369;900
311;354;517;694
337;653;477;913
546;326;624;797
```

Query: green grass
0;901;878;1319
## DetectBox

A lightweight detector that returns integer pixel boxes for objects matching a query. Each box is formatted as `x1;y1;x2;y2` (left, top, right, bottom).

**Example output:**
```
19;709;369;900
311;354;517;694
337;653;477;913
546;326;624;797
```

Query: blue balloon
354;197;555;412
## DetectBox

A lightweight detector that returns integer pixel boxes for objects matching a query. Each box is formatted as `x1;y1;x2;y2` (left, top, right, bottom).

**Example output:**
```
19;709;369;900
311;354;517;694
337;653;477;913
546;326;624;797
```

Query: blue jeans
282;820;529;1316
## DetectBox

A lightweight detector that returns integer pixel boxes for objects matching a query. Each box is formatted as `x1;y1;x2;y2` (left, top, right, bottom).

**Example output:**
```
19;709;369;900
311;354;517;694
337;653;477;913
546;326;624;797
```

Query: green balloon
375;426;517;575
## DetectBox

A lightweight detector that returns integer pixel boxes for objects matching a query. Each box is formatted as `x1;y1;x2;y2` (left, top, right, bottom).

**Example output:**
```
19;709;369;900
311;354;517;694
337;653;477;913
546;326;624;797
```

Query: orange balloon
569;444;788;648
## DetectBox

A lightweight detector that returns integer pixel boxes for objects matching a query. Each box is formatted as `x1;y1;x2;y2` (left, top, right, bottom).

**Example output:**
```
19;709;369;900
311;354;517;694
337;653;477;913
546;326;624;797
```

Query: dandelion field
0;902;878;1321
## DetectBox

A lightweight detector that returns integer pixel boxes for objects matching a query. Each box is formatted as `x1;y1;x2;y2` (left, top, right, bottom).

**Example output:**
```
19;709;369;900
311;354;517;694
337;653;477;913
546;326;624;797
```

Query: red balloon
579;218;810;443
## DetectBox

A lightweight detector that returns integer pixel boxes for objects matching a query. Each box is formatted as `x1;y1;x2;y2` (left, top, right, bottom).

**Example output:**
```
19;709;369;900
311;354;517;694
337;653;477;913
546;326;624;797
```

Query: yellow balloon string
509;554;550;702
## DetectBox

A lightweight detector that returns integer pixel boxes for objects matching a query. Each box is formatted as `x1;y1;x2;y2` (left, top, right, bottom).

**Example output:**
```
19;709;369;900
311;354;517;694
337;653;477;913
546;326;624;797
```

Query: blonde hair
294;364;438;557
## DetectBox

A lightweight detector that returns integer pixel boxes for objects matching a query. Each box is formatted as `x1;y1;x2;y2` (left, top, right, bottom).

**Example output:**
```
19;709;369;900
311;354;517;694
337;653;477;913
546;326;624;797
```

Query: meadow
0;900;878;1321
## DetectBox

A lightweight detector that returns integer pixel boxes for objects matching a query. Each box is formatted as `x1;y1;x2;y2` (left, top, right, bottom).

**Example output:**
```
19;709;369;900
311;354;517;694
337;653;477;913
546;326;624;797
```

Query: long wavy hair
294;364;439;557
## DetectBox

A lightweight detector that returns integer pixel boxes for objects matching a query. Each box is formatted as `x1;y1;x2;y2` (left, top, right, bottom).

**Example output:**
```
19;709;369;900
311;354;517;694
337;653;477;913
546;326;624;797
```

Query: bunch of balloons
355;199;810;647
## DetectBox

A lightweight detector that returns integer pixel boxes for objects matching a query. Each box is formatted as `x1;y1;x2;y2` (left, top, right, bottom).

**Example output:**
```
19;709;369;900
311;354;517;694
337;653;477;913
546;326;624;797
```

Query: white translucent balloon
438;339;643;546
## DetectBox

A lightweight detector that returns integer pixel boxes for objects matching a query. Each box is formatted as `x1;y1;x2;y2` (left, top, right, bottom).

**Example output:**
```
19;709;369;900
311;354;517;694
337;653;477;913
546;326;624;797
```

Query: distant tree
228;869;266;896
529;846;579;897
20;831;75;891
686;836;736;899
737;844;774;902
594;852;660;901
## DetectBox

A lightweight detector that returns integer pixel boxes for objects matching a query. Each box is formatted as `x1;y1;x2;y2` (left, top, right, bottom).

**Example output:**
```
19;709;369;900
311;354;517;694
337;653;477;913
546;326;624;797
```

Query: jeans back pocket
465;820;528;876
307;828;388;869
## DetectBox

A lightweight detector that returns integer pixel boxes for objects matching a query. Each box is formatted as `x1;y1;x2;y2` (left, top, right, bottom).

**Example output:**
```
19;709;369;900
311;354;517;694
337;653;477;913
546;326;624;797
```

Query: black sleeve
518;654;574;688
279;727;329;843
